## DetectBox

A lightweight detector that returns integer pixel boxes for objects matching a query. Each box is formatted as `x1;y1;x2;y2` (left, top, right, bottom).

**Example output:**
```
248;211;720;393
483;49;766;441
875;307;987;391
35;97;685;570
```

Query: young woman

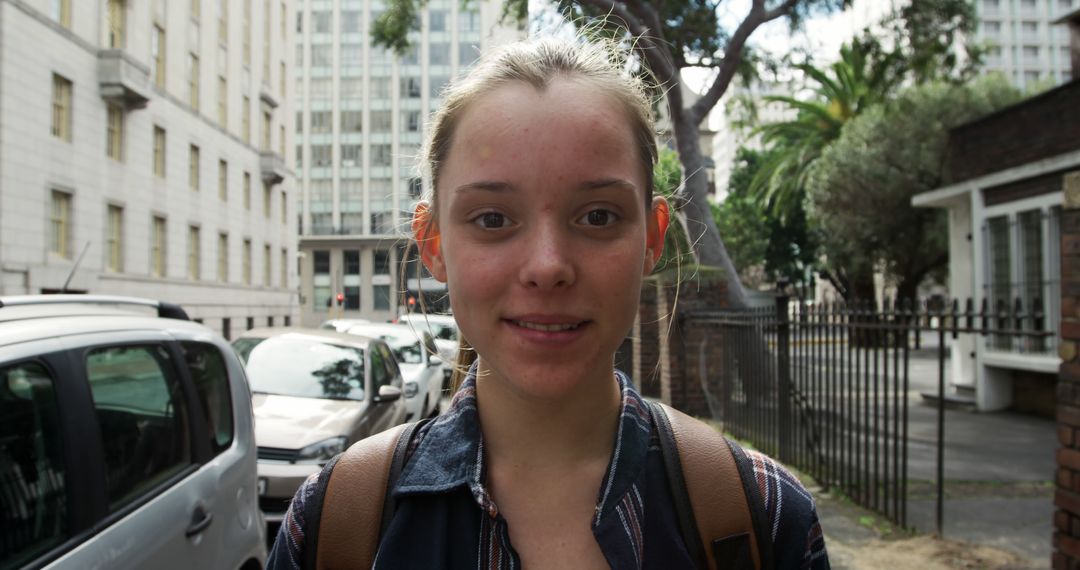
267;37;829;569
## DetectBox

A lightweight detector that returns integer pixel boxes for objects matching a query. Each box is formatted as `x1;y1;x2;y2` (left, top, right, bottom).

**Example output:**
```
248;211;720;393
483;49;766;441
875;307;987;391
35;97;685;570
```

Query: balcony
260;151;287;185
97;49;150;109
260;85;279;109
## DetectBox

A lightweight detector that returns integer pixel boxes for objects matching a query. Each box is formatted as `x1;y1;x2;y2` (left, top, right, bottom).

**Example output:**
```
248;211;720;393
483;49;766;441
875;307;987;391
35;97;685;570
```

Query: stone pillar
1054;171;1080;569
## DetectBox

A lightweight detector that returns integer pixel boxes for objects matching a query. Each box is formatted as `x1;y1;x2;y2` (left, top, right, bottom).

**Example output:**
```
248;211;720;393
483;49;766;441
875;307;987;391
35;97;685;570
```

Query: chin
478;358;608;402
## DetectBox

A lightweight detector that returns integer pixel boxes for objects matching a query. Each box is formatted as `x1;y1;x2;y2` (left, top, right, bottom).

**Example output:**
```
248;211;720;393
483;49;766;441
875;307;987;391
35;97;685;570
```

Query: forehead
440;78;644;193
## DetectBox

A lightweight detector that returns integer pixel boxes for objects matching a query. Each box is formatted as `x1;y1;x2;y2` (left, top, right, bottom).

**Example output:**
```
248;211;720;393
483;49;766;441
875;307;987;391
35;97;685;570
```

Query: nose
518;224;575;290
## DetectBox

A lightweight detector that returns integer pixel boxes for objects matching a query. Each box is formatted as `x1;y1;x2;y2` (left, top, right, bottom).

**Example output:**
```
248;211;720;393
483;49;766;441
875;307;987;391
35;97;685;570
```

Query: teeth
514;321;580;332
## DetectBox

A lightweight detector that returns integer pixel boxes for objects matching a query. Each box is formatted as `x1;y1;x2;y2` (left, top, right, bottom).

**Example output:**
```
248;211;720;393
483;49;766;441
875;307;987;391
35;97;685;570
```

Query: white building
0;0;297;339
293;0;521;326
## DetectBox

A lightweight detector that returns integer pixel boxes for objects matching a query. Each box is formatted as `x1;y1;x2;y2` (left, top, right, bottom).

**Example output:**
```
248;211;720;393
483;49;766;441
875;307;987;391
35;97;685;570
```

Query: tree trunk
672;112;750;309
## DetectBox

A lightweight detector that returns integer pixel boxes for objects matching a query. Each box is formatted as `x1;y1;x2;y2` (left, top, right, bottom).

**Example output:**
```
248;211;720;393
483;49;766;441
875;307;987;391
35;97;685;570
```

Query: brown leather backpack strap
316;423;410;570
657;403;762;570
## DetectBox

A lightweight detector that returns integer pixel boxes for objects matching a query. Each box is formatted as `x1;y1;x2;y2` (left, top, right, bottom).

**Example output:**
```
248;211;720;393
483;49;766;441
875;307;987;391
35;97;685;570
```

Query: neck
473;358;622;471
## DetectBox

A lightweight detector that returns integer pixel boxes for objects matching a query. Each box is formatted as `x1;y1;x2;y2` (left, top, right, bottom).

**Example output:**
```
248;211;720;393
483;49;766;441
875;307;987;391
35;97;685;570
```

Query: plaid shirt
268;368;829;569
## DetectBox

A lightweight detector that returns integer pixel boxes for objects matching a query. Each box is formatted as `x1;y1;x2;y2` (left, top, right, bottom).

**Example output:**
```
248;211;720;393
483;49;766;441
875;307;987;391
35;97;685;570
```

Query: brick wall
1055;171;1080;569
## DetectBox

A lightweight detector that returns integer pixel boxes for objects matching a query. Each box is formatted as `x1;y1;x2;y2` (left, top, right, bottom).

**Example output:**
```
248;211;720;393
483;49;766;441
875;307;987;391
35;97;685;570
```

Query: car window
231;337;265;363
391;340;423;365
86;345;192;510
181;342;234;454
0;361;66;569
370;346;389;390
379;345;402;387
240;336;365;401
422;334;439;359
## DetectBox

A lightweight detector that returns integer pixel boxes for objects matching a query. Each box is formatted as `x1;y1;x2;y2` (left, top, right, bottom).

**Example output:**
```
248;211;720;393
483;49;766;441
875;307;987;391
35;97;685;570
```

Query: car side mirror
428;355;443;367
374;384;402;403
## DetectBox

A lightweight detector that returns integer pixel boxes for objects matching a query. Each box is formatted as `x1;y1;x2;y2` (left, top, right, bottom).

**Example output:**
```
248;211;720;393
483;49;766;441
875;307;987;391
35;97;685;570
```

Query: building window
280;190;287;224
243;171;251;209
280;124;285;156
51;74;73;142
188;53;200;110
151;216;166;276
341;10;361;33
191;0;200;20
243;239;252;284
280;248;288;288
429;10;446;31
311;111;332;133
341;144;361;166
374;285;391;311
151;25;166;88
343;250;360;309
189;145;200;190
106;205;124;272
243;0;251;65
371;110;392;133
106;104;124;161
242;96;251;143
188;225;201;280
313;250;330;308
430;43;449;66
218;0;227;42
262;111;272;150
218;159;228;200
401;77;421;98
372;144;392;167
49;190;71;258
280;61;286;97
263;244;272;286
312;145;331;166
404;111;420;132
107;0;126;48
217;76;227;127
218;232;228;282
263;184;271;217
153;126;166;177
52;0;71;27
341;111;362;133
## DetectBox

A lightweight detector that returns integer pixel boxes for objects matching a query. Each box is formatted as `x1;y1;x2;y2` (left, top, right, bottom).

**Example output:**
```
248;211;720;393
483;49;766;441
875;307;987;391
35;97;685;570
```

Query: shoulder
266;469;326;570
728;443;829;569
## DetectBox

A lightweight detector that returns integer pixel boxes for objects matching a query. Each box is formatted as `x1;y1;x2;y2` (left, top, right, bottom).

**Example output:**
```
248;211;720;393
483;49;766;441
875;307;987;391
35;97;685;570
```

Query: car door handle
185;506;214;538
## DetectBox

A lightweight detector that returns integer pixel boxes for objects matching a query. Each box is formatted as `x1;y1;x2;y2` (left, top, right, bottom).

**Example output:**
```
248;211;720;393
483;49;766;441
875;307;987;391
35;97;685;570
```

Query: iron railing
690;296;1052;533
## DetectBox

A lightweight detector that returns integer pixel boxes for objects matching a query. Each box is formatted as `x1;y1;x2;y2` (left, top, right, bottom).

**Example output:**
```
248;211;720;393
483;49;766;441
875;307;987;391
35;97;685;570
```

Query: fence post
776;288;792;463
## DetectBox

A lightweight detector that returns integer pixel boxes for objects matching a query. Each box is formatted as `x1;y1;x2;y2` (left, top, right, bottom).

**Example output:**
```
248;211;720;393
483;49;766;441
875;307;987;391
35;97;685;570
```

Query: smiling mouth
510;320;584;332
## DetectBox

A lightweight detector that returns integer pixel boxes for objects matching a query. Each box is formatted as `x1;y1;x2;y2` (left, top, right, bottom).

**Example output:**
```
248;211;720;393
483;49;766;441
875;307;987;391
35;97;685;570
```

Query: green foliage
714;147;820;295
808;75;1022;298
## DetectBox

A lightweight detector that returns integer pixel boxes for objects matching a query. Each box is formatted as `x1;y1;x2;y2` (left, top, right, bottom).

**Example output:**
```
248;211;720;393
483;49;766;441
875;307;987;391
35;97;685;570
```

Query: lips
511;320;581;332
503;314;590;342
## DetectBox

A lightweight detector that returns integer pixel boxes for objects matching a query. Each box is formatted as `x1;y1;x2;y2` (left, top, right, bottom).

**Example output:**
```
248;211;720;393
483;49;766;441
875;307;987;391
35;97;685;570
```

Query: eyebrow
452;178;638;194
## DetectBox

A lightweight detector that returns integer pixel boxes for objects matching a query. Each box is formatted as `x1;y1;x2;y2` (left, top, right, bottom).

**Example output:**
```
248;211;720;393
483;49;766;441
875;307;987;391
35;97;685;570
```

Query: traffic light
336;292;344;306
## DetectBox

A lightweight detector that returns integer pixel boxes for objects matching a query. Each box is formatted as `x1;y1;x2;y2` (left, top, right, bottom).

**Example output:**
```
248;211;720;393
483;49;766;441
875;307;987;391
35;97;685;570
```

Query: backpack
302;401;774;570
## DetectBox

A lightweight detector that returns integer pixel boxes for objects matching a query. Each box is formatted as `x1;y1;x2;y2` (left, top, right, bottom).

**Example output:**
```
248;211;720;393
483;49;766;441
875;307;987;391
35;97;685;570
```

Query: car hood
252;393;367;449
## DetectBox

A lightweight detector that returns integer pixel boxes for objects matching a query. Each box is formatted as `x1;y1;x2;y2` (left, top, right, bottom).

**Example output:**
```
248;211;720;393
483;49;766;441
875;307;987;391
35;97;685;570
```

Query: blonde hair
413;36;660;391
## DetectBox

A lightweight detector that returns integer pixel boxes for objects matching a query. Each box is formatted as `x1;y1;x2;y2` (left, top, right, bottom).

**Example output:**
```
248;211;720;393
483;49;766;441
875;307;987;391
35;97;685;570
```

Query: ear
644;197;669;275
412;201;447;282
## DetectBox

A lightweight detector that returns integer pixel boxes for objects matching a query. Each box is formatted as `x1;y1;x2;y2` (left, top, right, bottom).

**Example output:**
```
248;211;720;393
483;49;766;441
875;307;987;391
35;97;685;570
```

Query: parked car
0;295;265;570
395;313;459;382
319;318;371;333
345;323;444;420
231;328;408;528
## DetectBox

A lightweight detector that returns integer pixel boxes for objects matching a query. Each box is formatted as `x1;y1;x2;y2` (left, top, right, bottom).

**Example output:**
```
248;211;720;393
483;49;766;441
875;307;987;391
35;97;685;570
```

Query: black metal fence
689;295;1053;532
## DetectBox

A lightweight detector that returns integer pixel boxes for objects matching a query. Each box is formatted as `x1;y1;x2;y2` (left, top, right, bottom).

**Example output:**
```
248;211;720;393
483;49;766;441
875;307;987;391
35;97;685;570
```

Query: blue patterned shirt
268;368;829;569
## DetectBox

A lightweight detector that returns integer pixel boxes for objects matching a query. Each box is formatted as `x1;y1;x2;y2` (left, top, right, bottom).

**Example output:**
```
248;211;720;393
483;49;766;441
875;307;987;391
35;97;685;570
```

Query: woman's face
419;78;666;400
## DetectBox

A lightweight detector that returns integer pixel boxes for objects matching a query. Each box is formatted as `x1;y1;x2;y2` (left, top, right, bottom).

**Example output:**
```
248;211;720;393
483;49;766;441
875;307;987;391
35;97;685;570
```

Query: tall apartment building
0;0;297;338
294;0;520;325
977;0;1076;86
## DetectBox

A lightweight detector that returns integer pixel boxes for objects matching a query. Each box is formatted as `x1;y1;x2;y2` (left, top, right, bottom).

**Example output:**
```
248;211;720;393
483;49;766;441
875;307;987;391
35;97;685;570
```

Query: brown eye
581;209;616;227
475;212;507;229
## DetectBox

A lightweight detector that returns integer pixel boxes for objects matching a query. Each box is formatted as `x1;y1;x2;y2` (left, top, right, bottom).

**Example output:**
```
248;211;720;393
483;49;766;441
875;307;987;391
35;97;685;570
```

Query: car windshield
233;336;365;401
391;341;423;365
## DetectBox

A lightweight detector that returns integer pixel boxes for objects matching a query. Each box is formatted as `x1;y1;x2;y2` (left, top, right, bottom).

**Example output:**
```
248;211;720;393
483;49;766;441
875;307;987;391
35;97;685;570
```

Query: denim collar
394;362;654;525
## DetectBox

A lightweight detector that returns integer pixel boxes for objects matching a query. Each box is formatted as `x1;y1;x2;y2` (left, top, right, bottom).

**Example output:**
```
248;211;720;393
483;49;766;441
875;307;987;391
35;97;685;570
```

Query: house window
280;190;287;224
341;111;362;133
106;205;123;272
49;190;71;258
52;0;71;27
984;206;1061;353
263;184;271;218
242;96;251;143
263;244;272;286
153;126;166;177
151;25;166;88
51;74;72;142
243;171;251;209
151;216;166;276
108;0;126;48
218;159;228;200
189;145;201;190
280;248;288;288
243;239;252;284
188;225;201;280
218;232;228;282
106;104;124;160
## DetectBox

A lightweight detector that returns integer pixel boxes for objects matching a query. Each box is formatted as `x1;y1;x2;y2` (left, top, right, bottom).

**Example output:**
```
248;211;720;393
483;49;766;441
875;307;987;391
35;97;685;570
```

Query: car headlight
404;381;419;398
295;436;347;464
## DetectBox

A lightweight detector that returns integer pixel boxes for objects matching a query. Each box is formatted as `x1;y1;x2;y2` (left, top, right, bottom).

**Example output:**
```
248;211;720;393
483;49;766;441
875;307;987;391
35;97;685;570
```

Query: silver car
232;328;408;527
345;323;445;421
0;295;265;570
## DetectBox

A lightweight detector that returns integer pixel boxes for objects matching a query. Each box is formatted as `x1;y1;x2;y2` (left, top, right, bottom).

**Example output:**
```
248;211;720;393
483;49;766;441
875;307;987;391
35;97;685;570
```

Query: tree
807;75;1022;301
374;0;848;308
